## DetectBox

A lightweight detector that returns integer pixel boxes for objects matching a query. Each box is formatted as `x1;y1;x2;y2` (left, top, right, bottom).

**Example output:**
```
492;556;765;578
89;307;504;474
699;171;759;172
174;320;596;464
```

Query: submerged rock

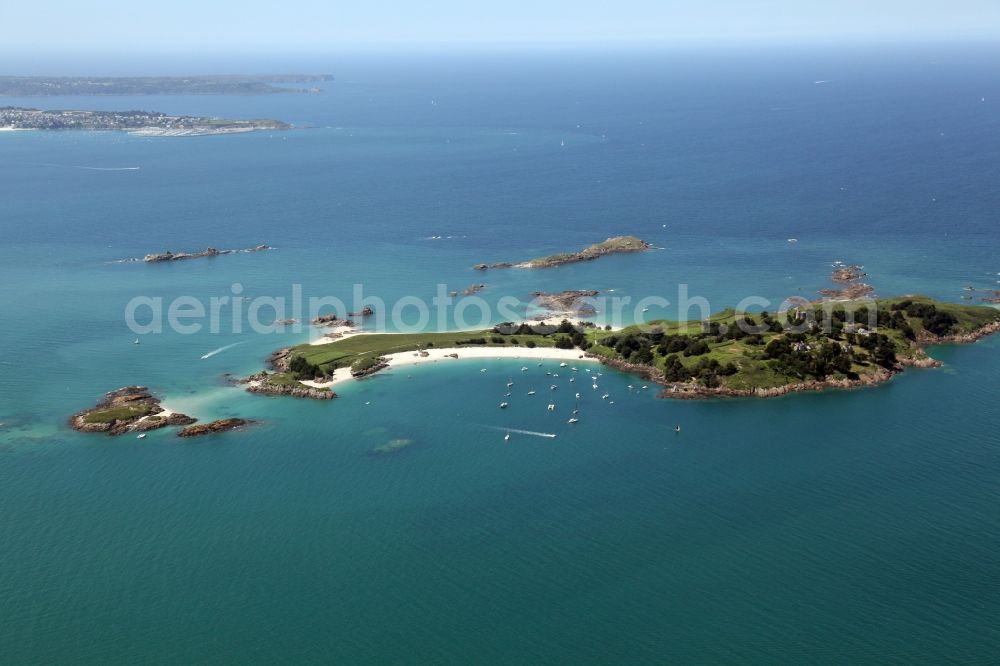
370;438;415;455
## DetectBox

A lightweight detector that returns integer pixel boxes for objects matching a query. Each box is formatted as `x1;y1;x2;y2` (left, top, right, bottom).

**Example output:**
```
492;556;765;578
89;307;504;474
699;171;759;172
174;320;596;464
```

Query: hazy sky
7;0;1000;49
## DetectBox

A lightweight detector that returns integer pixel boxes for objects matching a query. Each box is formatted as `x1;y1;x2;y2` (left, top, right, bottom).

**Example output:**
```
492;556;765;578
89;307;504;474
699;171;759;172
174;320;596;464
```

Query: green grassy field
292;331;558;374
82;404;154;424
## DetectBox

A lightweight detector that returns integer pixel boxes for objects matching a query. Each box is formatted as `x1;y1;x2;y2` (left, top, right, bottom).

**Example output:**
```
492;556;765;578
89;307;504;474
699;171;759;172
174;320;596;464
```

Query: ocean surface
1;45;999;663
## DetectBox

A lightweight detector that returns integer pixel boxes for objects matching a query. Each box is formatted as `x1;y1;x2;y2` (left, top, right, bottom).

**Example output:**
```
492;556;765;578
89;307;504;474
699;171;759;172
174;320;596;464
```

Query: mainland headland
1;107;289;135
246;296;1000;401
0;74;333;96
473;236;651;270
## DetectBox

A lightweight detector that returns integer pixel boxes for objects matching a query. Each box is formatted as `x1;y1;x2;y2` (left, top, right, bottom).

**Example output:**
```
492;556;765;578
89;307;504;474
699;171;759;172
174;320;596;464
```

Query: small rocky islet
141;244;272;263
473;235;652;270
71;386;254;437
70;386;195;435
177;418;255;438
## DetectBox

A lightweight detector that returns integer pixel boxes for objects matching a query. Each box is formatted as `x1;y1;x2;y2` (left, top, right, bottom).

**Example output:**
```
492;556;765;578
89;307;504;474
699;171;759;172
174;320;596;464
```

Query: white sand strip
300;346;597;390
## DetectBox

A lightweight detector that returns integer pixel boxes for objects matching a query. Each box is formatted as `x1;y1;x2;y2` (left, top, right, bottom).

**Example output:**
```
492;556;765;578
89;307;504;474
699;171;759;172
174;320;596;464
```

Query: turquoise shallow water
1;46;1000;663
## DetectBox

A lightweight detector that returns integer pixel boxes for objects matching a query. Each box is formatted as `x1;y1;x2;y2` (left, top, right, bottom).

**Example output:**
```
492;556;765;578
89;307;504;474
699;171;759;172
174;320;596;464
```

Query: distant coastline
0;107;289;135
0;74;333;96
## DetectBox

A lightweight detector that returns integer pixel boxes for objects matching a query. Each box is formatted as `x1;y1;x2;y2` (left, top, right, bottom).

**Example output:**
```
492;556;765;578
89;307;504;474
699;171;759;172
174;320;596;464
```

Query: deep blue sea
1;45;999;663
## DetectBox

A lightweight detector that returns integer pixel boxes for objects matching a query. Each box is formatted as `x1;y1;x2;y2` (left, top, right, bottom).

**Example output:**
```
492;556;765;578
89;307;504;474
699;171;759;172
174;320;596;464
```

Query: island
70;386;196;435
70;387;256;437
1;107;289;135
246;297;1000;400
473;236;651;270
0;74;333;96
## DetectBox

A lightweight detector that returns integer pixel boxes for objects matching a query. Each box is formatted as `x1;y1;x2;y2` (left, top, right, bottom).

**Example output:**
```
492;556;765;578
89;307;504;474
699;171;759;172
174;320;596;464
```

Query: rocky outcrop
177;418;254;438
916;319;1000;345
132;412;198;432
141;244;271;263
474;236;651;270
980;290;1000;304
596;356;667;385
70;386;196;436
449;284;487;297
832;265;867;283
818;283;875;300
266;348;293;372
350;358;389;378
819;263;875;300
348;306;375;317
247;383;335;400
531;290;600;316
658;367;896;400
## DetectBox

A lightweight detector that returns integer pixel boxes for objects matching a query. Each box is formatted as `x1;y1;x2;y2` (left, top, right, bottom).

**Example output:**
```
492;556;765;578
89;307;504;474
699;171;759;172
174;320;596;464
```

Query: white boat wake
75;166;141;171
29;162;140;171
485;425;557;439
200;341;246;359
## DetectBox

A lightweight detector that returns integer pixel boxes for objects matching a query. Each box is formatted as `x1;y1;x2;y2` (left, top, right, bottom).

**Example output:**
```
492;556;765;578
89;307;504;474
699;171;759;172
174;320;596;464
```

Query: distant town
0;107;289;136
0;74;333;96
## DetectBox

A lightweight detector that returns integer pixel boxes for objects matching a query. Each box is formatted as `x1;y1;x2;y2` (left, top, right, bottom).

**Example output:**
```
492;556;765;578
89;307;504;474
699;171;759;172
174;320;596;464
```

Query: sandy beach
300;345;597;390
